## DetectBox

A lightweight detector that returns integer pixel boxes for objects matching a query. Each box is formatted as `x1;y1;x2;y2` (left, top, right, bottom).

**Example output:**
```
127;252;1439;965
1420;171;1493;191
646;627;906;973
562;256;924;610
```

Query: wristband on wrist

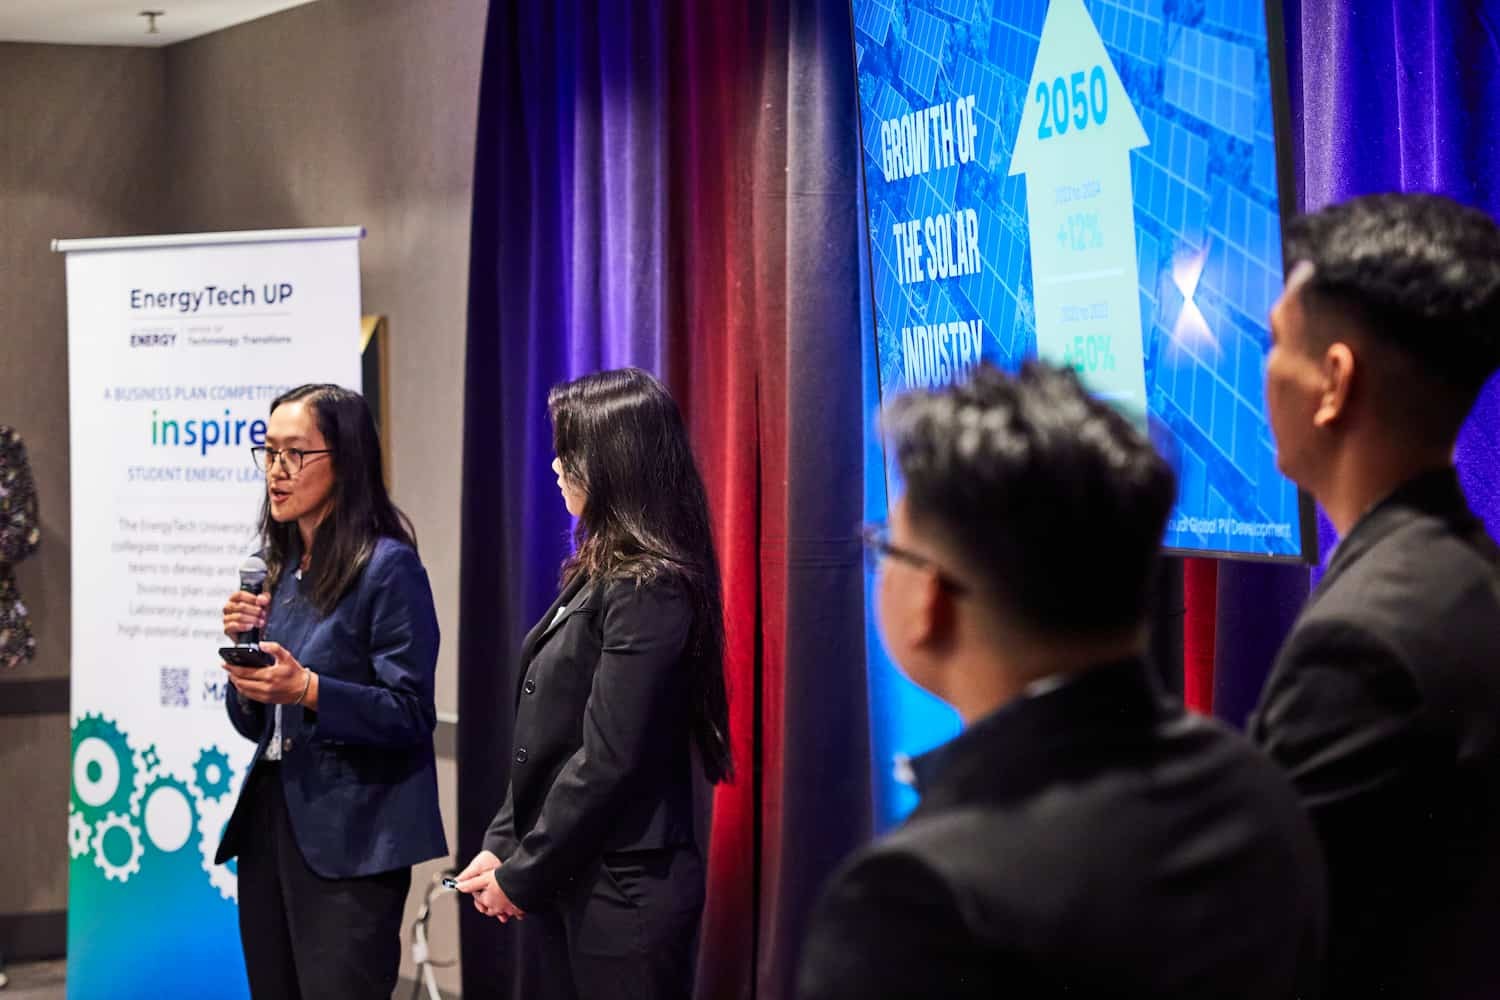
293;668;313;706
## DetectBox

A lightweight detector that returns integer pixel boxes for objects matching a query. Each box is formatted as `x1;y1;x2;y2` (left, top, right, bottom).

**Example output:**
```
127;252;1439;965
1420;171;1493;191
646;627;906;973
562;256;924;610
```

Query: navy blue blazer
215;537;448;878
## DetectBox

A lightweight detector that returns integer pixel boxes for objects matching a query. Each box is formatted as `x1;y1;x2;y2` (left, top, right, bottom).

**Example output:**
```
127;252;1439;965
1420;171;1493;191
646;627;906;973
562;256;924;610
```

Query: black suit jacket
798;658;1325;1000
1250;468;1500;999
483;572;697;911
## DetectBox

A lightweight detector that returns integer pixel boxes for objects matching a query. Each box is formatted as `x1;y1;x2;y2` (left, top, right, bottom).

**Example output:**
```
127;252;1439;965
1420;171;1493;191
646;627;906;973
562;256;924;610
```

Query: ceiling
0;0;321;48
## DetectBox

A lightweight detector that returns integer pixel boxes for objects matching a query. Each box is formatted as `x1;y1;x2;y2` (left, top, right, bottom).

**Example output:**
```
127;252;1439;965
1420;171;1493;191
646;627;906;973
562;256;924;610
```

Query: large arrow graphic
1009;0;1150;425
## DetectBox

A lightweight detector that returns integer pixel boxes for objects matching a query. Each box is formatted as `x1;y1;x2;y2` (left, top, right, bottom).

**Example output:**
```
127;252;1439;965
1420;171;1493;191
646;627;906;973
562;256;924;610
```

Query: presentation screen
850;0;1314;560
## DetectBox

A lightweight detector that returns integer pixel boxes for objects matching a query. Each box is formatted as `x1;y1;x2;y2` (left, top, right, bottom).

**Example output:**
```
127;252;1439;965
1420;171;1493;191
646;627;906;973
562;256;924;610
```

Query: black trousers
235;763;411;1000
514;845;704;1000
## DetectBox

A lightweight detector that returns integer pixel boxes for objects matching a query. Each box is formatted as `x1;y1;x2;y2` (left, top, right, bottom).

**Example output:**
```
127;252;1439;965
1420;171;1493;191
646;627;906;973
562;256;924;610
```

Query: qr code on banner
160;667;191;708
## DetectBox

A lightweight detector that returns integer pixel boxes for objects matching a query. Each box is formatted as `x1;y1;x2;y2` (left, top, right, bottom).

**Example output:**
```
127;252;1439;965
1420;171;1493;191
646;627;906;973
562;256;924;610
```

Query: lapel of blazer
1305;515;1389;610
1304;468;1468;611
908;657;1161;814
518;573;594;672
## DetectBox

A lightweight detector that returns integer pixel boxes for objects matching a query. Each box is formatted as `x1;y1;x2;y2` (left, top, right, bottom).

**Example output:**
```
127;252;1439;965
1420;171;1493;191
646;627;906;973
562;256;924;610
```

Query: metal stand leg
407;869;458;1000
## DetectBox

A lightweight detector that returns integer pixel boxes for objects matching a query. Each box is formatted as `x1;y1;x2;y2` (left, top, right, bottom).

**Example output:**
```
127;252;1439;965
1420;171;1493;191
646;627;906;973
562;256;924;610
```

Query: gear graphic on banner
71;716;248;897
128;743;167;815
192;746;233;802
71;714;137;822
92;811;144;882
137;774;199;855
196;787;239;902
68;808;92;859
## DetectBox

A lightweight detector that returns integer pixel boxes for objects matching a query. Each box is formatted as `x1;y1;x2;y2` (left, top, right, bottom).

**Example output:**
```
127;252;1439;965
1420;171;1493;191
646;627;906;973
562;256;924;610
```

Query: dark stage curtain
1192;0;1500;724
459;2;870;997
461;1;1500;995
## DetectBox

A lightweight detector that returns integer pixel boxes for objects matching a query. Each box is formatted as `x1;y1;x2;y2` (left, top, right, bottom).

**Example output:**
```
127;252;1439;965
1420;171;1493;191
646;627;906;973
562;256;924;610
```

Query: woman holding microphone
217;383;446;1000
457;367;733;999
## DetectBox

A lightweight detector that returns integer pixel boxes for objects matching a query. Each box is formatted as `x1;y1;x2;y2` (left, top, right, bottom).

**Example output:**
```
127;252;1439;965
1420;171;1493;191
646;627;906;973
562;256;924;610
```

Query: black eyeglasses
250;446;333;474
860;523;969;595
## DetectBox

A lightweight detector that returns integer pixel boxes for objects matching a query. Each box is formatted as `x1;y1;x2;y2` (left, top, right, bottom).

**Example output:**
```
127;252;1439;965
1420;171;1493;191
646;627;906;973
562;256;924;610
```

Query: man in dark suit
1251;193;1500;999
797;362;1325;1000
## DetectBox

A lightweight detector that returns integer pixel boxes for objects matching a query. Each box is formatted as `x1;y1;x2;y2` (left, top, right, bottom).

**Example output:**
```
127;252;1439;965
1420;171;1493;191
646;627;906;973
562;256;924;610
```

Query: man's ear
1314;341;1356;429
908;570;958;651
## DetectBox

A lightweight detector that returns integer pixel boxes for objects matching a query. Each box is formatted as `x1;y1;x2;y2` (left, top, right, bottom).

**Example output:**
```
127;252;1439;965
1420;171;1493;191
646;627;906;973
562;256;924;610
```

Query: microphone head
239;554;269;591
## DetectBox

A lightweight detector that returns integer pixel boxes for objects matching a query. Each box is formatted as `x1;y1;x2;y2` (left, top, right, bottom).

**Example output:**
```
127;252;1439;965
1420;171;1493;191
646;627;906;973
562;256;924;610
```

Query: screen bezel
846;0;1319;565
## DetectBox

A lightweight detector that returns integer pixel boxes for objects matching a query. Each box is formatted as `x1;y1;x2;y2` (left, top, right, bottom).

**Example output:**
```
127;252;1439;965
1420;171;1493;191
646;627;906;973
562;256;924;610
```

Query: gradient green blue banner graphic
60;230;364;997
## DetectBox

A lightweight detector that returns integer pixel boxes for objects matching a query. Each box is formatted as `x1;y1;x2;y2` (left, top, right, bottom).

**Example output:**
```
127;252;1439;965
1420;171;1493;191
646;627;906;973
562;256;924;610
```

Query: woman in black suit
457;367;732;999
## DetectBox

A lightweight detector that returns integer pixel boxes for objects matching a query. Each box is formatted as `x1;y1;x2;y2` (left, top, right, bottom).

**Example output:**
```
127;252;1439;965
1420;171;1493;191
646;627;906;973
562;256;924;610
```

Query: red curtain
1182;558;1218;714
669;7;872;995
463;3;871;998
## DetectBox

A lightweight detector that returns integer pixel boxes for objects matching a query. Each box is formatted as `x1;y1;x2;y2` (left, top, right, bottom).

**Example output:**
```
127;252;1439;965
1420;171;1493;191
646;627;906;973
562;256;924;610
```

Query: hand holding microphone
220;556;274;668
219;555;315;706
222;555;271;644
223;591;269;638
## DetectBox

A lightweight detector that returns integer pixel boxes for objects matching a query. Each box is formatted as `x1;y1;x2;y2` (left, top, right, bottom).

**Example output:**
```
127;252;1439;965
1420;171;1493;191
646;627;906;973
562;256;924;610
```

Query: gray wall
0;1;484;990
0;39;168;948
165;3;486;989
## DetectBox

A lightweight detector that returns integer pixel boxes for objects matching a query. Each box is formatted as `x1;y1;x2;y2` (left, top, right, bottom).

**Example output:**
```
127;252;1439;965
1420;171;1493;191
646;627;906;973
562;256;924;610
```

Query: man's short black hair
884;361;1176;639
1286;193;1500;407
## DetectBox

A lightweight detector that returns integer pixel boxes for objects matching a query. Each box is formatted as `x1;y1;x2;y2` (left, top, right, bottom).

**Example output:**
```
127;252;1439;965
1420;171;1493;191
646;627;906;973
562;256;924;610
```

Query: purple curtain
459;2;871;997
1214;0;1500;727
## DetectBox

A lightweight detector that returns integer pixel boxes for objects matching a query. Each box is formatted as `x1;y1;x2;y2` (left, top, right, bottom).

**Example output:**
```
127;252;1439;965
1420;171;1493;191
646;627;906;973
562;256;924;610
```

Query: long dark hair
258;384;416;614
549;368;733;784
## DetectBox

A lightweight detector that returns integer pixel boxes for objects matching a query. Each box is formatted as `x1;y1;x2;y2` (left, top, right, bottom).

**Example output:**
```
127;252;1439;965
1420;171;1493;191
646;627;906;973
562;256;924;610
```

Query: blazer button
282;737;294;754
523;679;536;695
514;748;528;763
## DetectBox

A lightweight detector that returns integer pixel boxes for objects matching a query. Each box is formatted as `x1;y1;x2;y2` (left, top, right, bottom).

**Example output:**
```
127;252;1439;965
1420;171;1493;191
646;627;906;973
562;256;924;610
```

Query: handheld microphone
220;555;275;669
236;555;269;646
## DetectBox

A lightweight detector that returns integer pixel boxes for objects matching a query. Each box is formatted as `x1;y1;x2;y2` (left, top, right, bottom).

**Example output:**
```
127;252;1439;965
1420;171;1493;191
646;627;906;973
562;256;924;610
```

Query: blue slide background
852;0;1302;560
